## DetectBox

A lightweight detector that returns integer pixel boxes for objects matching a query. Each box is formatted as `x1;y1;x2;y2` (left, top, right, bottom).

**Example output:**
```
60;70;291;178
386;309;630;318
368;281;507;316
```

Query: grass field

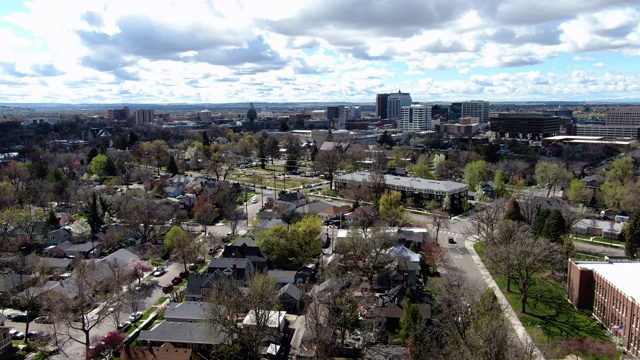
474;243;617;359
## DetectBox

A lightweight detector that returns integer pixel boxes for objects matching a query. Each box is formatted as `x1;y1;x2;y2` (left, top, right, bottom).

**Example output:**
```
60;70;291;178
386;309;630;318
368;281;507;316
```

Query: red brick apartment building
568;258;640;356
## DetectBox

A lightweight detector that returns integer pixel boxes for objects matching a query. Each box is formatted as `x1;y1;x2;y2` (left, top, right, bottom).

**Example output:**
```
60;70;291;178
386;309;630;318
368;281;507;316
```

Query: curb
464;238;545;360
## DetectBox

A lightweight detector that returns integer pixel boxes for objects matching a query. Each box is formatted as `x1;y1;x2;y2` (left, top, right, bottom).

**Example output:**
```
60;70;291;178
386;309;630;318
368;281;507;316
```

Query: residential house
221;243;268;273
0;274;37;305
43;228;72;247
234;237;257;247
344;205;377;225
120;342;194;360
255;218;285;232
296;201;333;216
278;283;303;313
387;246;421;263
572;219;624;239
267;270;298;285
0;313;11;359
369;285;431;338
242;310;287;349
317;205;351;222
276;191;308;209
138;321;227;352
24;254;72;274
164;301;217;323
207;258;254;283
580;174;605;189
185;271;234;301
56;241;101;258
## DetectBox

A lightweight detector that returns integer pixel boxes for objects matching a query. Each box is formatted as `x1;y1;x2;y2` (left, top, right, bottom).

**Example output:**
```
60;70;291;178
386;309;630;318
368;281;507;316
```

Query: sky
1;0;640;104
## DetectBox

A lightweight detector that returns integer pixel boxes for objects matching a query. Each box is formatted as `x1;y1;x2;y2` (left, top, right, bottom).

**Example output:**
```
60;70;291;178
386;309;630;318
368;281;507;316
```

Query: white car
152;267;166;277
128;311;143;322
251;198;258;204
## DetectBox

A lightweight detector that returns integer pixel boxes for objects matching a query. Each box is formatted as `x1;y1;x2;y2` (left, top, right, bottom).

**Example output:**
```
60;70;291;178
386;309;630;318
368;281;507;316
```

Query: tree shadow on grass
521;279;606;342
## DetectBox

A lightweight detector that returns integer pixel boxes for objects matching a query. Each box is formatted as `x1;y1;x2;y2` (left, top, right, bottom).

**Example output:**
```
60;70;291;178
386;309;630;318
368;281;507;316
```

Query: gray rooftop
164;301;218;322
336;172;468;194
139;321;227;345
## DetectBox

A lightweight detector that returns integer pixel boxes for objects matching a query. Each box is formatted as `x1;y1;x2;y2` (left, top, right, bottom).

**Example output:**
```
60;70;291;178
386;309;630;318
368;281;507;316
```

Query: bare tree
44;258;124;356
431;215;449;245
313;147;343;190
119;193;171;246
205;273;280;360
338;226;396;286
464;199;506;243
508;227;560;313
484;220;528;292
170;231;202;272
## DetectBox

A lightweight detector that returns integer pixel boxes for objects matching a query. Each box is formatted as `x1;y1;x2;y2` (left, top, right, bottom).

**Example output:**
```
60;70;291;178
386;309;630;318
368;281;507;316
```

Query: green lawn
474;243;616;359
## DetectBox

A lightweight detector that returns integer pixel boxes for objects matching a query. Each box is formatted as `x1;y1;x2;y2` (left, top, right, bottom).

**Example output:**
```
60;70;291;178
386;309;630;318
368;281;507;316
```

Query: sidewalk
464;238;545;360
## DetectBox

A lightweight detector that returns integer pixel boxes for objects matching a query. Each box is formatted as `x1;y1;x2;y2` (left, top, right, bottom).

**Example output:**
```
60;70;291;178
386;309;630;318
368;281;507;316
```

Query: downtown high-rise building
387;91;412;120
401;104;431;132
376;93;389;118
134;109;154;125
451;100;490;123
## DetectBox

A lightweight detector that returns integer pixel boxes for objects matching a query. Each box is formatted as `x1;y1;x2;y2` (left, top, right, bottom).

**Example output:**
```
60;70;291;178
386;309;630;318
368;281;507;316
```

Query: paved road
5;261;184;359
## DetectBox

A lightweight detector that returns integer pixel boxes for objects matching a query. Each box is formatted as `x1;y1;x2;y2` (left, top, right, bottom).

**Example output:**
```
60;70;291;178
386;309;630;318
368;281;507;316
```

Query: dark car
27;330;50;341
179;270;189;278
448;237;456;244
9;330;25;340
171;276;183;285
162;284;174;293
9;313;28;322
188;263;198;271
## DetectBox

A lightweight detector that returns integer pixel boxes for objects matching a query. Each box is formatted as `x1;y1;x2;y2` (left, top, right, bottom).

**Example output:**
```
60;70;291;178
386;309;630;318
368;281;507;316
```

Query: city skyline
1;0;640;104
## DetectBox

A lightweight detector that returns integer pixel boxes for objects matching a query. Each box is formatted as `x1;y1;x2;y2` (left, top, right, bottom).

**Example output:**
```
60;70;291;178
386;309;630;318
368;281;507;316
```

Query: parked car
128;312;143;322
179;270;189;278
116;321;132;332
9;313;28;322
152;267;166;277
251;198;258;204
162;284;174;293
448;237;456;244
188;263;198;271
9;330;25;340
171;276;183;285
34;315;51;324
27;330;50;341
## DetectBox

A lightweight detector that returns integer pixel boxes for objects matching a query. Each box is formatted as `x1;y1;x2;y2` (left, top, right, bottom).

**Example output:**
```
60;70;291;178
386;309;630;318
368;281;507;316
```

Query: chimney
403;273;408;286
232;264;238;279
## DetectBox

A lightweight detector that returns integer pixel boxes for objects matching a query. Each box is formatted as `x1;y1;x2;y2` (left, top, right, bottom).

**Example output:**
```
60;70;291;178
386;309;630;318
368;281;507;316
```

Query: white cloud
0;0;639;102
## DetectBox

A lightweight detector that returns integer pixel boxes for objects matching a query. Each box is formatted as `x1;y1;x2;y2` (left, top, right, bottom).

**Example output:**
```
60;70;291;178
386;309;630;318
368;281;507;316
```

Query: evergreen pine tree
532;207;551;237
542;209;566;243
88;192;103;235
625;213;640;259
167;155;179;175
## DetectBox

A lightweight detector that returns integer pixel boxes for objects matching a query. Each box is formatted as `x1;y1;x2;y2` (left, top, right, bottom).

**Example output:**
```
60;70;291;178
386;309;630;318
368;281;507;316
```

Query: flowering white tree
126;258;153;284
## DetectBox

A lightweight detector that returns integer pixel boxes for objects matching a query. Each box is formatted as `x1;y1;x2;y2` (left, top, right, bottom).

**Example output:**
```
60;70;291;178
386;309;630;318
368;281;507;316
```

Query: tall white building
387;91;412;119
401;104;431;132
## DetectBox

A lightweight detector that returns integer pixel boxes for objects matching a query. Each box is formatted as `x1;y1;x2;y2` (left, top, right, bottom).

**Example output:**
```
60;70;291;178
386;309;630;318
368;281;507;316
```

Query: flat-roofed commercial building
568;258;640;356
607;111;640;126
575;125;640;139
335;171;468;212
490;112;561;138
